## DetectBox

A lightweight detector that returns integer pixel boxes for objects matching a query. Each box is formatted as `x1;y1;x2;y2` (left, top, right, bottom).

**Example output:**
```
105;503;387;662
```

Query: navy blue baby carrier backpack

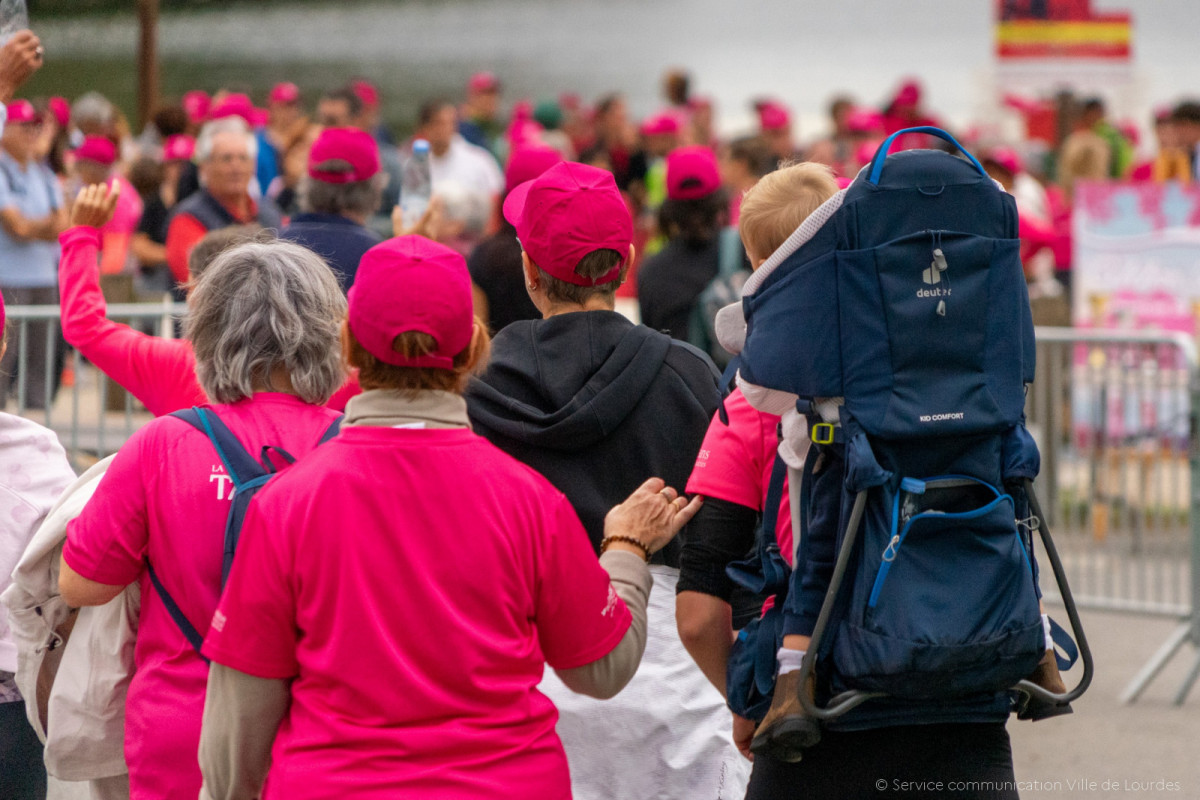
147;406;341;661
731;128;1092;726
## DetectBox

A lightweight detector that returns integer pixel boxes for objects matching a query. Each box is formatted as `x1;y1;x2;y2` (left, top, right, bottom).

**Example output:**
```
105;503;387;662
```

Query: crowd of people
0;20;1192;800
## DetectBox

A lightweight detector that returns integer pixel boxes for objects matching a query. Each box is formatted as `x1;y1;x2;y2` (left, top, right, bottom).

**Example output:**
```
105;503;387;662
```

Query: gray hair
71;92;115;133
195;116;258;164
186;240;347;405
298;169;386;218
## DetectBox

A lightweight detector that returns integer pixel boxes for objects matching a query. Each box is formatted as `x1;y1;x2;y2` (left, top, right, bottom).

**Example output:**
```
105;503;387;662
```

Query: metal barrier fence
4;300;186;471
5;309;1200;701
1026;327;1200;704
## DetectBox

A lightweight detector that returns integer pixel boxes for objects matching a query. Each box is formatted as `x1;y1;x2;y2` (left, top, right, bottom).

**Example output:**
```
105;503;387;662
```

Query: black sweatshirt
466;310;721;567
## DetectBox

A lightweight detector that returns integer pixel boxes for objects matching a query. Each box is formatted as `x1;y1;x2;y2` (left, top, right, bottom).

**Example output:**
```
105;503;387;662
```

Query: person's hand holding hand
602;477;703;559
71;181;121;230
0;31;43;104
731;713;756;761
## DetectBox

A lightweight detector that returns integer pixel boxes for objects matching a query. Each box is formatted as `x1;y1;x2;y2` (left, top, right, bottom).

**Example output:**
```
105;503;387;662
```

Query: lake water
25;0;1200;139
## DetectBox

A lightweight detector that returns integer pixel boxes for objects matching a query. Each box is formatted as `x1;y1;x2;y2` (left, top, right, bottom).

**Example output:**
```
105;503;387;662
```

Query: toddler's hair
739;162;838;262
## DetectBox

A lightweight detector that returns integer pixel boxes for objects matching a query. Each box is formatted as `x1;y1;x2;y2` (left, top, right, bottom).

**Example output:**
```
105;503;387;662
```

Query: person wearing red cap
881;78;944;152
71;135;145;278
467;144;561;332
459;71;504;156
755;100;801;167
0;99;67;410
466;162;735;799
278;127;384;291
194;234;699;800
59;238;348;800
638;145;733;344
255;82;312;202
165;116;283;288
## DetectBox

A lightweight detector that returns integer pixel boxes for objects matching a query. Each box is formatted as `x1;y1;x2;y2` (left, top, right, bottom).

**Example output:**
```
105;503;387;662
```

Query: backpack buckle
812;422;836;445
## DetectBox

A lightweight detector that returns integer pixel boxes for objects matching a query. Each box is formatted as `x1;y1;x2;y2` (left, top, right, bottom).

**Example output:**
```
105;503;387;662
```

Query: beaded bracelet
599;534;652;563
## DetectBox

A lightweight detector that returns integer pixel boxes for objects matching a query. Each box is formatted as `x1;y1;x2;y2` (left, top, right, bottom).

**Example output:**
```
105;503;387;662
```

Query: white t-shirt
430;134;503;198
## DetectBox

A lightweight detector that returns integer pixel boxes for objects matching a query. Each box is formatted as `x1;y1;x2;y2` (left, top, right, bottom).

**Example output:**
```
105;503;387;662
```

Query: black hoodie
466;310;721;566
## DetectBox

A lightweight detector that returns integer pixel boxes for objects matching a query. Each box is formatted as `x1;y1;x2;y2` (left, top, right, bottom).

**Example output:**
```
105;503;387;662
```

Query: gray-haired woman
57;240;347;800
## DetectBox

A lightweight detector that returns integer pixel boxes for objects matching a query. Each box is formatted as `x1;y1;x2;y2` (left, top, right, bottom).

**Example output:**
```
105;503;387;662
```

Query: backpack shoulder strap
146;561;210;663
170;406;266;488
318;415;343;444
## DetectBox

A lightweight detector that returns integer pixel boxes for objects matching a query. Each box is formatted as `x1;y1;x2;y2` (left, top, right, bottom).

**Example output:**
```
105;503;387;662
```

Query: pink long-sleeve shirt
58;227;361;417
59;226;206;417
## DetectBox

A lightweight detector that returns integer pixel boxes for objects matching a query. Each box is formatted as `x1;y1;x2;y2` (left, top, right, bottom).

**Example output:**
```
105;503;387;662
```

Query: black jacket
466;310;721;566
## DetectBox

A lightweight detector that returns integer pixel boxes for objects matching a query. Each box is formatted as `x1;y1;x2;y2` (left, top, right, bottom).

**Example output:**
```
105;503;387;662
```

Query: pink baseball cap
640;113;681;137
183;90;211;124
268;82;301;106
503;161;633;287
6;100;40;125
983;146;1022;177
846;107;883;134
209;93;258;125
73;136;117;166
504;145;563;195
666;145;720;201
351;79;380;109
894;80;922;107
468;71;500;94
307;127;380;184
48;97;71;128
163;134;195;162
758;102;790;131
348;236;474;370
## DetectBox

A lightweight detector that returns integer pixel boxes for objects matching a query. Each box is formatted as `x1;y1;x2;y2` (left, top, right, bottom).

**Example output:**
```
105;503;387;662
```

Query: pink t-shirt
203;426;631;800
62;394;341;800
686;388;793;562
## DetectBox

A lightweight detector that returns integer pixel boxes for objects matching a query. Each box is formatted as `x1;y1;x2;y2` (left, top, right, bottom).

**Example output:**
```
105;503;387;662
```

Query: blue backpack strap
758;453;790;595
170;407;266;488
1049;616;1079;671
865;126;988;185
318;415;343;444
146;561;210;663
716;356;741;425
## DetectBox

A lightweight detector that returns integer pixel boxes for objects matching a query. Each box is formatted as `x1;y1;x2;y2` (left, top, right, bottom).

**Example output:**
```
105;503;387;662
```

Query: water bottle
400;139;432;230
0;0;28;46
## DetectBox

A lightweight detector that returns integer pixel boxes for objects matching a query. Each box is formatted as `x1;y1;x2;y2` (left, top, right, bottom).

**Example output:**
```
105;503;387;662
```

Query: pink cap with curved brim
348;236;474;370
268;82;301;106
666;145;720;201
758;102;790;131
6;100;39;125
983;146;1022;177
163;134;195;162
468;71;500;94
351;79;380;109
74;136;118;166
48;97;71;129
183;90;211;124
640;113;680;137
504;145;563;195
503;161;633;287
307;127;380;184
209;93;260;125
894;80;922;107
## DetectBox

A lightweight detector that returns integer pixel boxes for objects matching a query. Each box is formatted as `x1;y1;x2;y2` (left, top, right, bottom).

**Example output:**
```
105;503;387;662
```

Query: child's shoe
749;670;822;762
1017;649;1073;721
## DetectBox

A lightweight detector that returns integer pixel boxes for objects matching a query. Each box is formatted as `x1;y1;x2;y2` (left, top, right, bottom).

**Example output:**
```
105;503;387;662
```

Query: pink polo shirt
203;426;631;800
62;394;341;800
687;388;793;561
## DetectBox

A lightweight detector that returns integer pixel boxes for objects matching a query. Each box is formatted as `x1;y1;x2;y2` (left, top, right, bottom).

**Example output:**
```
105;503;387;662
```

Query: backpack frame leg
1013;478;1094;709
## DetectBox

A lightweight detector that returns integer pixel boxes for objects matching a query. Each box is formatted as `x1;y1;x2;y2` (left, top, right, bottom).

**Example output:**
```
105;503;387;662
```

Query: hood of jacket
466;310;674;451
